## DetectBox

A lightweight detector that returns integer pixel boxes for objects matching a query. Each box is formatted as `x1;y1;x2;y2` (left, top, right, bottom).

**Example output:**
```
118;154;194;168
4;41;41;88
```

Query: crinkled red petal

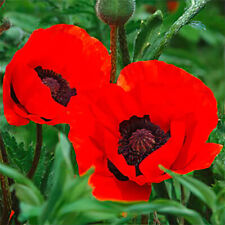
172;143;223;174
89;158;151;202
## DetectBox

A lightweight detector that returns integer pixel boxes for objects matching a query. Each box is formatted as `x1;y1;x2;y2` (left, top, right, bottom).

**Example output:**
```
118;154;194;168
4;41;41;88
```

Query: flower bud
96;0;135;26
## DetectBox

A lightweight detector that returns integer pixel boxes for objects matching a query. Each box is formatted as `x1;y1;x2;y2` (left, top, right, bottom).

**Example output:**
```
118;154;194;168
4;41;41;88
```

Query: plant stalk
186;168;214;223
141;214;148;224
110;25;118;83
180;185;185;225
27;124;43;179
0;132;12;225
152;0;211;59
153;211;161;225
118;25;130;67
153;182;179;225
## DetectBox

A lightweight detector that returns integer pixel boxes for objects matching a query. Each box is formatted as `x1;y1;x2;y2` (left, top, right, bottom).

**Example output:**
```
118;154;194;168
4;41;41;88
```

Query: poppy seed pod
96;0;135;26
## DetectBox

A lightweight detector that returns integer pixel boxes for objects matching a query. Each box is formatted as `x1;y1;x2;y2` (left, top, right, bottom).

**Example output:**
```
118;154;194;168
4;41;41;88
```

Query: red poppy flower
69;60;222;202
3;24;110;125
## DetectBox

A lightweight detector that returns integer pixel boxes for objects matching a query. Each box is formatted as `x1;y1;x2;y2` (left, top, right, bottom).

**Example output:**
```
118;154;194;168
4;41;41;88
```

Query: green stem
153;211;161;225
153;182;169;198
180;185;185;225
152;0;211;59
110;25;118;83
186;168;214;223
0;132;12;225
118;25;130;67
141;214;148;224
153;182;179;225
27;124;43;179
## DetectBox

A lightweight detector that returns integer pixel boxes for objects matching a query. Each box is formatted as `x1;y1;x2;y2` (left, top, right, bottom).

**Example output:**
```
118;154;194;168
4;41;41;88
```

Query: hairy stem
152;0;211;59
27;124;43;179
153;182;179;225
0;132;9;165
153;211;161;225
110;25;118;83
0;132;12;225
118;25;130;67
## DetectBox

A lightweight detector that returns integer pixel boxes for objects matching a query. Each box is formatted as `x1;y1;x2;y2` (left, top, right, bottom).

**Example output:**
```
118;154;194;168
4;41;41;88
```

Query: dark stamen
35;66;77;106
118;115;170;175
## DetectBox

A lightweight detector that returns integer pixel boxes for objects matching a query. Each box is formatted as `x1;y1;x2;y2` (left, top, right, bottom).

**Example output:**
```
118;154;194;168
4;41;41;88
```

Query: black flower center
35;66;77;106
118;115;170;166
107;115;170;180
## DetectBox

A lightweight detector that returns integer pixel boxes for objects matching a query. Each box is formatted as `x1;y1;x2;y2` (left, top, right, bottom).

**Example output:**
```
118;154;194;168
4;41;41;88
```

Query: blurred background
0;0;224;197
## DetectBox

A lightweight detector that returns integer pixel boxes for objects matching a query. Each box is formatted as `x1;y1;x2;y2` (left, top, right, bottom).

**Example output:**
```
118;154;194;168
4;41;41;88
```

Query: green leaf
4;12;40;32
0;162;44;204
2;131;33;173
211;188;225;225
133;10;163;61
19;203;42;225
160;166;217;210
59;198;123;225
144;0;212;60
126;199;205;225
14;184;43;206
39;133;74;224
60;198;123;215
33;145;54;191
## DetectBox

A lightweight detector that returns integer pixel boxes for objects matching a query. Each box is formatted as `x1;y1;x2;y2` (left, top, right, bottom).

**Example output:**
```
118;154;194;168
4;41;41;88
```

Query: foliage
0;0;225;224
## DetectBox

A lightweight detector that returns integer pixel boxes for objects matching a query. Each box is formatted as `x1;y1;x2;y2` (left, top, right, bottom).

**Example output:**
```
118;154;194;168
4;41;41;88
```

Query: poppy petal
139;119;186;183
90;173;151;202
118;60;218;134
90;158;151;202
172;143;223;174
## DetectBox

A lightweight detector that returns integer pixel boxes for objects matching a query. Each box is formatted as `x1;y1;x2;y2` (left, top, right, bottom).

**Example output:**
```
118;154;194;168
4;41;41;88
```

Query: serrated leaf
33;146;54;190
160;166;217;210
2;131;33;173
133;10;163;61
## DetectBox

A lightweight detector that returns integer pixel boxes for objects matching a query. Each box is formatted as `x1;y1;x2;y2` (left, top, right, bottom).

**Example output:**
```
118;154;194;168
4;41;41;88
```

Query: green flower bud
96;0;135;26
